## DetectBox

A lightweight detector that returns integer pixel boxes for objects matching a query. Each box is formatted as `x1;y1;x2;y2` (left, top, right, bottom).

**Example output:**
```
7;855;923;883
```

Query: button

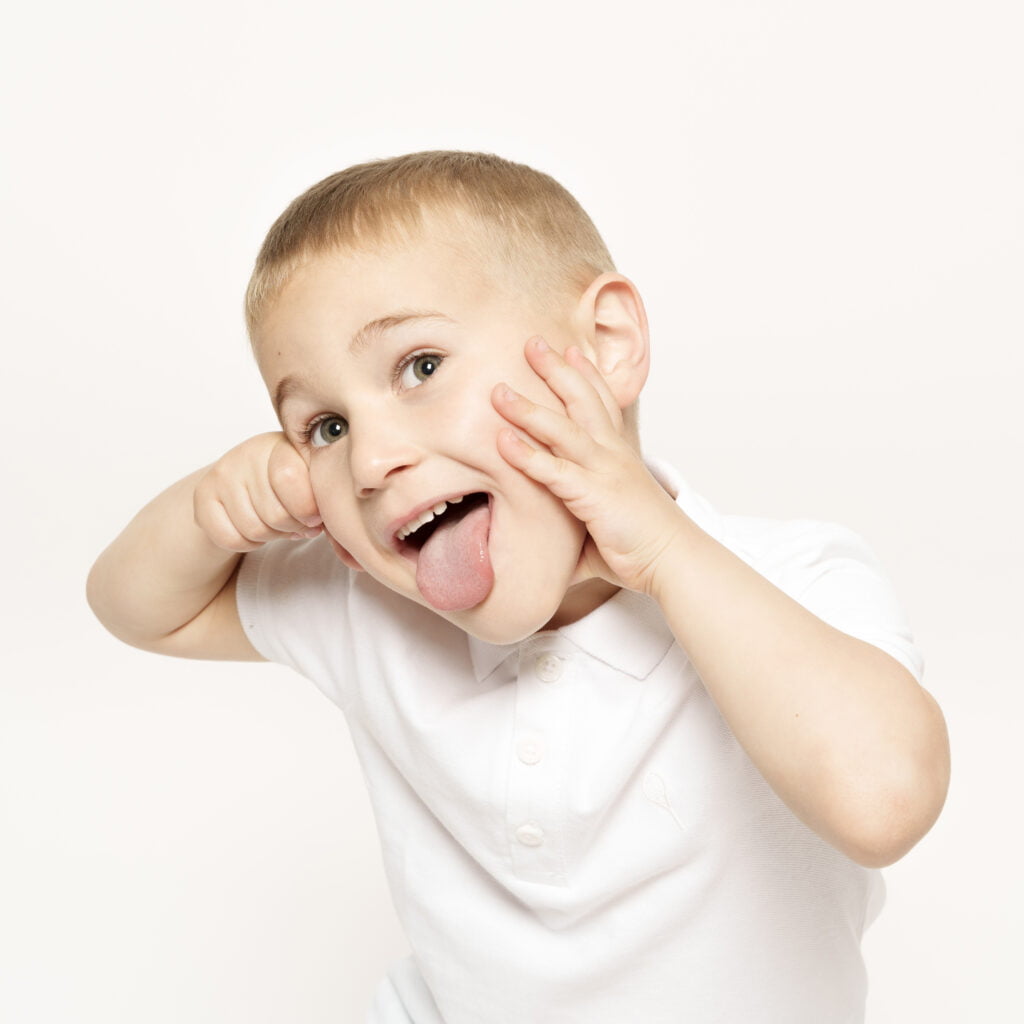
515;823;545;847
516;737;544;765
534;653;564;683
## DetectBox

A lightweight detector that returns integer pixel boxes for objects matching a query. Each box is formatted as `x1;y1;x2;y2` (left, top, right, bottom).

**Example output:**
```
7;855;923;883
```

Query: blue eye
399;353;443;389
310;416;348;447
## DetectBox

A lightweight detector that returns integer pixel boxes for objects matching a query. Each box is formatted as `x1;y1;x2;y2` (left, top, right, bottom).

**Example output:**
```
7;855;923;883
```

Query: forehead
257;257;541;422
256;231;496;348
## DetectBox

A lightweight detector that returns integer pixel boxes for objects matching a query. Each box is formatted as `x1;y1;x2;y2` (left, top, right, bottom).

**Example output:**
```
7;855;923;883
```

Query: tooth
399;497;470;543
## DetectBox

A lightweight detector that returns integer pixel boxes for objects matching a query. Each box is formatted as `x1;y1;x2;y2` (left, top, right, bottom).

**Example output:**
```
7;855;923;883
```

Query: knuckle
205;522;252;553
266;509;301;533
233;508;272;544
270;459;302;486
269;462;312;507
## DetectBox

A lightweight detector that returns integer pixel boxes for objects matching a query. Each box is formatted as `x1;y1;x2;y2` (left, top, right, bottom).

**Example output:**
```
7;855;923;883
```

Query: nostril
350;441;420;495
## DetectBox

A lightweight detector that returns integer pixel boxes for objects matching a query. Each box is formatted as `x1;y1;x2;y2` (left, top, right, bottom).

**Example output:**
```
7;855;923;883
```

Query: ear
573;274;650;409
326;533;365;573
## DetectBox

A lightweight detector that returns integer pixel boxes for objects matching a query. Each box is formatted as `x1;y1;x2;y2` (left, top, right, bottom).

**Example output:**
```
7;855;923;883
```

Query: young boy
88;151;949;1023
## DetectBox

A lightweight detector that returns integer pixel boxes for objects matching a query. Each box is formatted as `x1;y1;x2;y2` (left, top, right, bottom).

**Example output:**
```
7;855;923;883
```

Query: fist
193;432;322;552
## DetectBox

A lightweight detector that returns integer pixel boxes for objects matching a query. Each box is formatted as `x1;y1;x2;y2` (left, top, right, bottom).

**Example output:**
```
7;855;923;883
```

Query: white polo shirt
237;464;922;1024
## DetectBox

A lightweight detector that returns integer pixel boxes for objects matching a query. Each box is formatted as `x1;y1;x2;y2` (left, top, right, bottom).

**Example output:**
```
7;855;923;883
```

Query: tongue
416;502;494;611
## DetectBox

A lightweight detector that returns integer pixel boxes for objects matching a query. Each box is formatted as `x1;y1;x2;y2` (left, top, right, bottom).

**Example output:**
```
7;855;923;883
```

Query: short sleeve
720;516;924;683
235;536;357;706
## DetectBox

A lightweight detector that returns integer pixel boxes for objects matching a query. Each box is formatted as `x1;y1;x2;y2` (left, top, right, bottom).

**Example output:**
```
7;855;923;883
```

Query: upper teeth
397;495;464;541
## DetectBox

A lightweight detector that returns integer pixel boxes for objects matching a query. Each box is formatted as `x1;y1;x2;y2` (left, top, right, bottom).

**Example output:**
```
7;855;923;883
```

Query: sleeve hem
235;548;276;663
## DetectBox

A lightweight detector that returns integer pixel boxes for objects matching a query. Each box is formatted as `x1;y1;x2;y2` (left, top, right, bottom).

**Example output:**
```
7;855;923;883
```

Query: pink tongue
416;503;494;611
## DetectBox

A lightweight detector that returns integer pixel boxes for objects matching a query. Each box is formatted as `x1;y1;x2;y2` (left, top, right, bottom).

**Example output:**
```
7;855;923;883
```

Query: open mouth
397;492;495;611
396;492;490;553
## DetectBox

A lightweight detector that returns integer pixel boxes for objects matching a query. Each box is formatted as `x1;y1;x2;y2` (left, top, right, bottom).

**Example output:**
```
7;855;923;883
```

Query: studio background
3;1;1021;1021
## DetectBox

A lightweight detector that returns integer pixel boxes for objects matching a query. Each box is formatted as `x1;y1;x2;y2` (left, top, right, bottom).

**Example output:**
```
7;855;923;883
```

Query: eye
398;352;444;389
309;415;348;447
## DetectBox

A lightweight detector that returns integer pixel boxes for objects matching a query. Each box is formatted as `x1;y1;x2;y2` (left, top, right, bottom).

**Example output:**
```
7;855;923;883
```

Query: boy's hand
193;432;322;553
493;338;684;596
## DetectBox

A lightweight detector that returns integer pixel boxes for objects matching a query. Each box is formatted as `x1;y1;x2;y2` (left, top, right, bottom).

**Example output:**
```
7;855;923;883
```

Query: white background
3;1;1021;1020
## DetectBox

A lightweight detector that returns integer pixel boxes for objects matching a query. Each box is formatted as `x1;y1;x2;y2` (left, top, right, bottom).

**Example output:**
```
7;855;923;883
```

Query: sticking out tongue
415;500;494;611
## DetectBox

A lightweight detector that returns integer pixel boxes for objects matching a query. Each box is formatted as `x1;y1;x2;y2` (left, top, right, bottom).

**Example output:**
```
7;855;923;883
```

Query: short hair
244;151;616;334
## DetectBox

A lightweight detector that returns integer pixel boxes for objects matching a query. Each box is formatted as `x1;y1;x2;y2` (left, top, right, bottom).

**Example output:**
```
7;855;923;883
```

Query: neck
543;577;621;631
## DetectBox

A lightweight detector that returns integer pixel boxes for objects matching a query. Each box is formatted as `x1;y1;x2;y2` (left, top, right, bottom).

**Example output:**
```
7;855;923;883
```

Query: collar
468;587;676;683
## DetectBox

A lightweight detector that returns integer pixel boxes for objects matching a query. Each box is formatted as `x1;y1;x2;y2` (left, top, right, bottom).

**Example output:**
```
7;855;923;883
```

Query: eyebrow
272;311;456;417
348;311;453;355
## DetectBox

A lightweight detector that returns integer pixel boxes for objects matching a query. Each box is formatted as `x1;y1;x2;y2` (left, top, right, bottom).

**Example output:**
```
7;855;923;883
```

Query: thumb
267;436;321;527
570;535;621;589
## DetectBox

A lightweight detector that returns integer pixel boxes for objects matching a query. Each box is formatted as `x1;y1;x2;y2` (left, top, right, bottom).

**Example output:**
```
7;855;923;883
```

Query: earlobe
576;274;650;409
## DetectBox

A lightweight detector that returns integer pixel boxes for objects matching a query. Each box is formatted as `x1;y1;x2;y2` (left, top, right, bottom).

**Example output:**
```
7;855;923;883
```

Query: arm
493;340;950;868
87;432;322;662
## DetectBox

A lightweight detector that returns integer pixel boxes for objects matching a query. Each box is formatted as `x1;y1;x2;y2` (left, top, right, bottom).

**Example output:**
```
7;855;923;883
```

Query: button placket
514;822;545;847
515;735;545;765
505;642;574;885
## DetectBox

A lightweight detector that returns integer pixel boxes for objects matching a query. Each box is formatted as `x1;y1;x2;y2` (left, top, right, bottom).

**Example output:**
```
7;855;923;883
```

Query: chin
447;590;566;645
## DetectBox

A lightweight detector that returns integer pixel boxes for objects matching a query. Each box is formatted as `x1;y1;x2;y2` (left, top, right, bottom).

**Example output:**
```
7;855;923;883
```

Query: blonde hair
244;151;615;334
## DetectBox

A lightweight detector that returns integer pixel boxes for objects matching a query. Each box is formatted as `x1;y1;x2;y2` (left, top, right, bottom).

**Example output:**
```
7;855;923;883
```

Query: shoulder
724;514;880;591
652;459;886;586
234;536;465;702
735;516;922;680
237;534;351;624
653;459;923;680
234;536;366;690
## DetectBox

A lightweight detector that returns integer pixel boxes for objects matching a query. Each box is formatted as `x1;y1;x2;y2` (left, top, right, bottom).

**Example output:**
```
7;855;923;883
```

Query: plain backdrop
3;1;1021;1021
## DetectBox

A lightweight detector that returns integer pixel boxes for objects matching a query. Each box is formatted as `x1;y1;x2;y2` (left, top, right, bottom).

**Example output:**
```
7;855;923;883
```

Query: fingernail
532;337;549;353
502;386;518;402
300;516;322;527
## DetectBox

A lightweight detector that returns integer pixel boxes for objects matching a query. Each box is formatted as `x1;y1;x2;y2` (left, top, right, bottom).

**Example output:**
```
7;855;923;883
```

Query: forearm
490;338;949;866
652;515;949;867
87;469;240;651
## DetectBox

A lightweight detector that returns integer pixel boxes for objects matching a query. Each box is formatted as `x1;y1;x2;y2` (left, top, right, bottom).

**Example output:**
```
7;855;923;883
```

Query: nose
348;414;422;497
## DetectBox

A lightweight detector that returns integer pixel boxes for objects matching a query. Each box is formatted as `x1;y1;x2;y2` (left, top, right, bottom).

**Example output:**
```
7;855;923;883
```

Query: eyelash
296;349;445;447
393;349;444;389
296;415;337;447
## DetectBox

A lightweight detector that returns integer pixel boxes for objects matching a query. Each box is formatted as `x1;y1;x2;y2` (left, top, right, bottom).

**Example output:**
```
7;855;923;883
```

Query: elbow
839;786;946;869
85;557;116;636
85;555;161;652
834;705;951;869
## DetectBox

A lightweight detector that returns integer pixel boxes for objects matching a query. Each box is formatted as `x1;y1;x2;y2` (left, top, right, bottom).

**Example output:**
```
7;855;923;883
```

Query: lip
387;490;490;554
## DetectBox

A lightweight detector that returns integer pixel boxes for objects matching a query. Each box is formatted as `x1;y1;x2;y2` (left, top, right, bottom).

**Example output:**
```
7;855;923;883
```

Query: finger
522;337;620;439
245;479;321;538
495;426;593;505
222;486;304;546
492;383;601;466
563;346;625;432
267;441;322;527
196;498;269;553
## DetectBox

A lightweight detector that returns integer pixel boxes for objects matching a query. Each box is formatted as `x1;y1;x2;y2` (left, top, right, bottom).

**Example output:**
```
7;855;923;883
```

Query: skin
252;237;627;643
87;226;950;867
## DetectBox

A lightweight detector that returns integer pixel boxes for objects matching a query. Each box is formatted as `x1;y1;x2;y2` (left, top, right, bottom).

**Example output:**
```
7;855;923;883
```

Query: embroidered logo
643;771;685;832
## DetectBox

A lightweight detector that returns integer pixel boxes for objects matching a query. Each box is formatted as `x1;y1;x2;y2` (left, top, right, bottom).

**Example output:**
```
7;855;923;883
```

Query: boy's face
254;227;618;643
